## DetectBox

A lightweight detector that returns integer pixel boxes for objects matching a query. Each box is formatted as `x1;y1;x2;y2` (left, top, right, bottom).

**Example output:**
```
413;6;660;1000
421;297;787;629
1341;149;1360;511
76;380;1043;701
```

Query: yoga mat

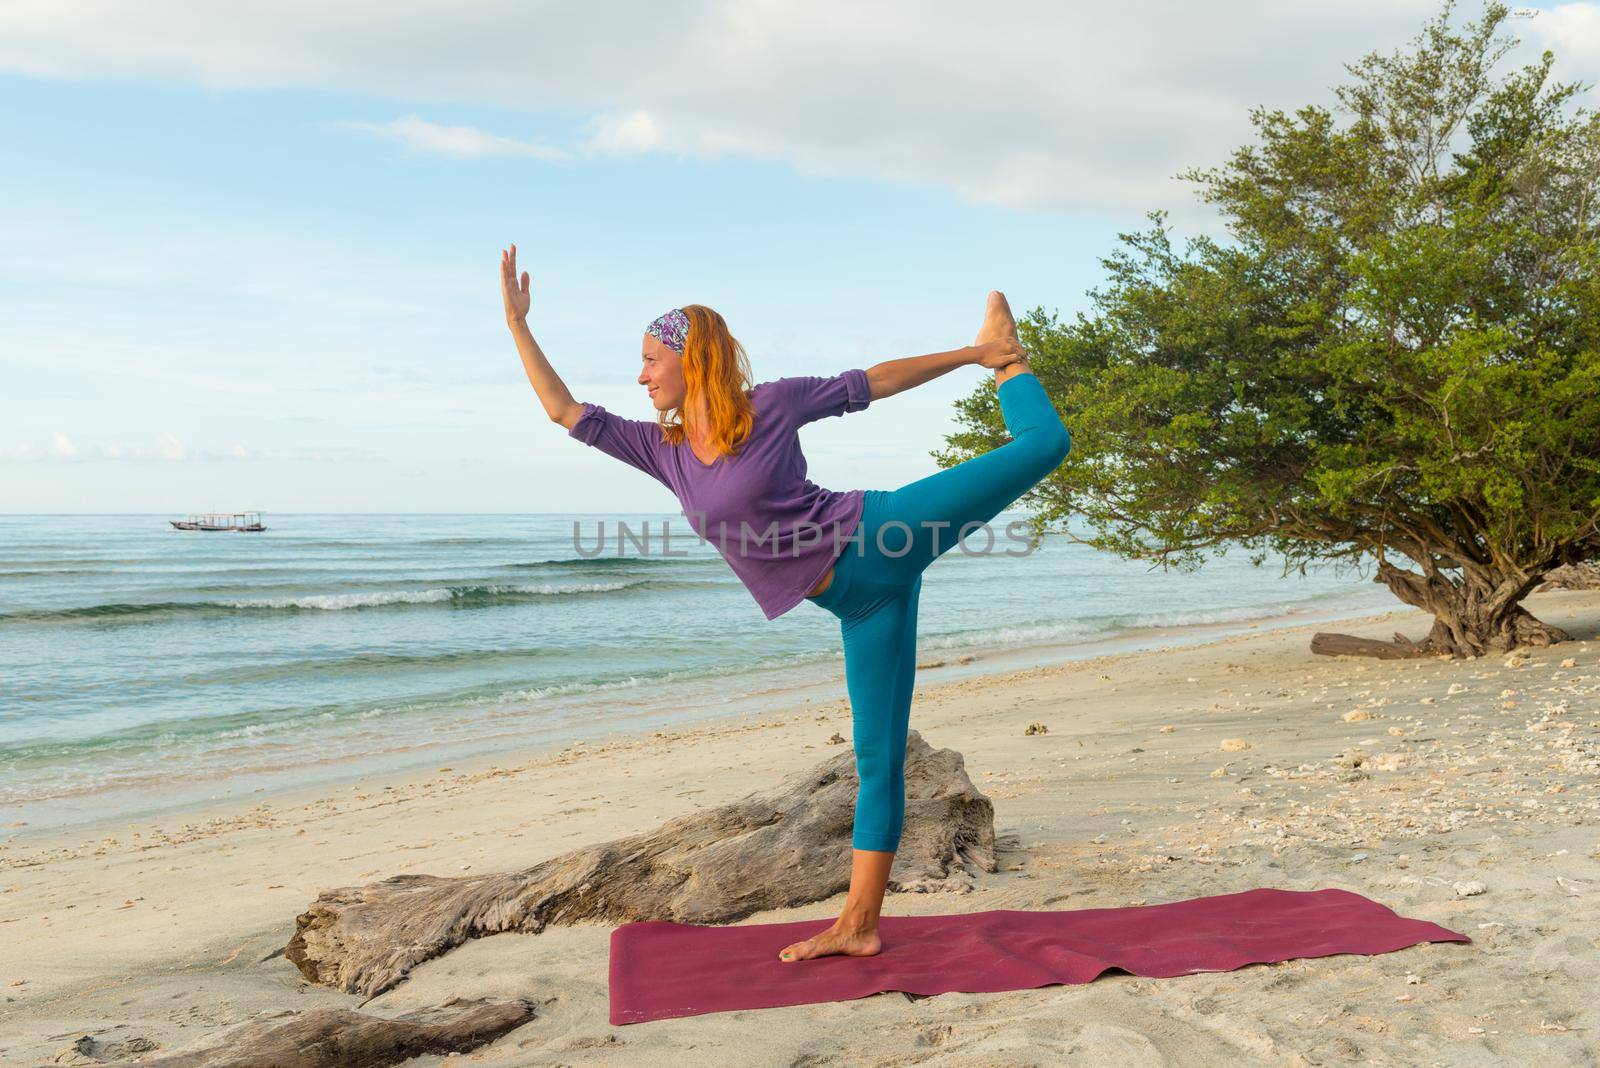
608;887;1468;1024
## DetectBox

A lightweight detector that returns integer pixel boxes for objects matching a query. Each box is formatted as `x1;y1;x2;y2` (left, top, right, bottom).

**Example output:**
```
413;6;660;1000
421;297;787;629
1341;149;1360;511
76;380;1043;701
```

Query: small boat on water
170;511;268;532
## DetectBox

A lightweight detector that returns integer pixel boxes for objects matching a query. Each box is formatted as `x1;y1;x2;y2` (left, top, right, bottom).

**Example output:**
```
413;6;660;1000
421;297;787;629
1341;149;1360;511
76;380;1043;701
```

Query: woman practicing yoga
501;243;1071;963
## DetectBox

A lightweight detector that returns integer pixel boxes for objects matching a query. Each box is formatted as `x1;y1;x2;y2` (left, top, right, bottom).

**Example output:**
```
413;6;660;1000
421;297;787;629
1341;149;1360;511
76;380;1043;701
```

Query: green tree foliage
944;1;1600;657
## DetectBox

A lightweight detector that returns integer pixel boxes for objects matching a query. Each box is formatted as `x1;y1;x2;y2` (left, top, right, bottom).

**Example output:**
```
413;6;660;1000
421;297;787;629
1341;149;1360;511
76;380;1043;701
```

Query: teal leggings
804;372;1071;852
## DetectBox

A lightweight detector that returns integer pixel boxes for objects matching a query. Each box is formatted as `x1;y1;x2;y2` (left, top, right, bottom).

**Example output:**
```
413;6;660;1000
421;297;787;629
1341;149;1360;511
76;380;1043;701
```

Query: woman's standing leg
780;565;921;962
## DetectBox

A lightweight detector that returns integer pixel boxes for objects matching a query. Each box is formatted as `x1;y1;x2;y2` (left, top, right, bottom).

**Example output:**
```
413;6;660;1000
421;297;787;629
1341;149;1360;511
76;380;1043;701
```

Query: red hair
658;304;755;461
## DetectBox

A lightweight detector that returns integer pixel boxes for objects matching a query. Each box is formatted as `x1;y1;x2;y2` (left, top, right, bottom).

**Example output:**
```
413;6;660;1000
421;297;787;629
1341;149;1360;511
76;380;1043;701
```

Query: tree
942;0;1600;658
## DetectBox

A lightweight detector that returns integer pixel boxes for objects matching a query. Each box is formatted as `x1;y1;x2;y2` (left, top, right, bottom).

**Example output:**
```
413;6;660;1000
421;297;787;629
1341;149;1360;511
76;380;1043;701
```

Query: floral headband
645;308;690;353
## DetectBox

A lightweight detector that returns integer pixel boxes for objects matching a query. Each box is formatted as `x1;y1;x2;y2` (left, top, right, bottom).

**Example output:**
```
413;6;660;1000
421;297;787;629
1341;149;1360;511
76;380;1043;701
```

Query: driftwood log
1310;631;1435;659
133;997;535;1068
1535;562;1600;592
286;730;996;998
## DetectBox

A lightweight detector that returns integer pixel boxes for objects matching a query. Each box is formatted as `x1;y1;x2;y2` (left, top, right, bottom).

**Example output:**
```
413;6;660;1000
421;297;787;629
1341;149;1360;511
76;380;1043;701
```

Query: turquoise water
0;512;1395;835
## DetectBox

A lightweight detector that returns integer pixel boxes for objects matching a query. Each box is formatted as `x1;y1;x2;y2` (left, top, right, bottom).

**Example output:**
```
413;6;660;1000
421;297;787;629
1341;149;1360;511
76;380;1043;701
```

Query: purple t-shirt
568;368;872;620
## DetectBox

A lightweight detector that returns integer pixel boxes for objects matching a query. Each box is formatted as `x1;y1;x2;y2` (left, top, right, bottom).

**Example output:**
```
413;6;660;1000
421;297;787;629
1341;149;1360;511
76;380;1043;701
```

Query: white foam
224;581;634;610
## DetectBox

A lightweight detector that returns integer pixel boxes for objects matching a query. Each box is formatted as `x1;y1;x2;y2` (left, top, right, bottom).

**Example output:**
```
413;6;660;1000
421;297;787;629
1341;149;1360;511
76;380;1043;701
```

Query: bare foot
976;290;1031;384
975;289;1018;346
778;919;881;962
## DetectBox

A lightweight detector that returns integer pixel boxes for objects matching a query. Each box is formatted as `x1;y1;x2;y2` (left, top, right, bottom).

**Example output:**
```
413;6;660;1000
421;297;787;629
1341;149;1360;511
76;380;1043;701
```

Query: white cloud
584;110;665;155
1539;2;1600;45
332;115;570;159
3;2;1593;214
157;432;189;461
49;430;78;459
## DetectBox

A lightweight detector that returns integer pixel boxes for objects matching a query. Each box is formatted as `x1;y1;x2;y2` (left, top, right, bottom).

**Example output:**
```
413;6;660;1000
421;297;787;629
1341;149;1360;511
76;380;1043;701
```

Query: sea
0;512;1398;839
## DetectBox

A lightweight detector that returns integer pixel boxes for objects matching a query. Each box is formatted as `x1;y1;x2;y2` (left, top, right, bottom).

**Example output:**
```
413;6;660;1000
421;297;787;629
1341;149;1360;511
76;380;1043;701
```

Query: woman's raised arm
502;244;584;429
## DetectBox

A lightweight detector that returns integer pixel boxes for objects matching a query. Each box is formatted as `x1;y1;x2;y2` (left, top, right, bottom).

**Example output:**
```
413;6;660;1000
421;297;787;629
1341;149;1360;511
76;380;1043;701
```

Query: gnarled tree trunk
1313;558;1573;659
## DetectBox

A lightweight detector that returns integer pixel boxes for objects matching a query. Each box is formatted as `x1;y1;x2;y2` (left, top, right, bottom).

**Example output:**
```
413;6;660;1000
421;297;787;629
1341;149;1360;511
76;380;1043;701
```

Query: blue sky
2;1;1593;512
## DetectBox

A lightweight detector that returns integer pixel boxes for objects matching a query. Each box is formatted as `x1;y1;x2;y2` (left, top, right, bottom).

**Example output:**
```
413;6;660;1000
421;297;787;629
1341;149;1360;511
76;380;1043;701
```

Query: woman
501;244;1071;963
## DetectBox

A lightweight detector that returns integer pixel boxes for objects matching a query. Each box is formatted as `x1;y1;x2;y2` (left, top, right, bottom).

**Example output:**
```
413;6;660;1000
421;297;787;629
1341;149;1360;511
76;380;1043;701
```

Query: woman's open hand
974;336;1026;369
501;243;531;325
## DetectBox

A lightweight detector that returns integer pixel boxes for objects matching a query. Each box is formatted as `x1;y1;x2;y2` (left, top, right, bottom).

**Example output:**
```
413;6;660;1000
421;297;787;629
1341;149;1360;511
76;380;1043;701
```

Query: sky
2;1;1596;513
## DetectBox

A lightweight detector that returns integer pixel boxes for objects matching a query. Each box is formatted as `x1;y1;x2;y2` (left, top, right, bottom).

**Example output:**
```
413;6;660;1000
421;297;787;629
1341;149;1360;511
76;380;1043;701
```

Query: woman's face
639;335;685;411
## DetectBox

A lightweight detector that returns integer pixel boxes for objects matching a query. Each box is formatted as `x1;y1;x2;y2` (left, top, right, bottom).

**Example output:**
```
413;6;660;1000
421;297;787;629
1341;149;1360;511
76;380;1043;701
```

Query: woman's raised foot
975;290;1018;346
977;291;1031;385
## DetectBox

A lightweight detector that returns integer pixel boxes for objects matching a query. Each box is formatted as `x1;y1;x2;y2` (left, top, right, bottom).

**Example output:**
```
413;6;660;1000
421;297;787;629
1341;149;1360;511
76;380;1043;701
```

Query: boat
169;511;268;532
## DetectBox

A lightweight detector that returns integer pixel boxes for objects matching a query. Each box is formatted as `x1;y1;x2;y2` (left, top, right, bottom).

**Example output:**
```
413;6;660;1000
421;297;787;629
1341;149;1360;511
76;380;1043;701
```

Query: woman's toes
778;938;813;962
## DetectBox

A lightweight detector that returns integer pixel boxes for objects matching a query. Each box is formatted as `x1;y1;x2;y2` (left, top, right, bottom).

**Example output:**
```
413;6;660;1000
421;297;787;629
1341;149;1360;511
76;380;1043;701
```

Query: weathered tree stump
134;997;535;1067
286;730;995;998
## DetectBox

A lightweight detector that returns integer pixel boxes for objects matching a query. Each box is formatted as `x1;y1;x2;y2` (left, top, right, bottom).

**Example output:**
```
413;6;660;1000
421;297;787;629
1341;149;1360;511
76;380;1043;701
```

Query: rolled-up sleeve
770;369;873;425
568;402;671;485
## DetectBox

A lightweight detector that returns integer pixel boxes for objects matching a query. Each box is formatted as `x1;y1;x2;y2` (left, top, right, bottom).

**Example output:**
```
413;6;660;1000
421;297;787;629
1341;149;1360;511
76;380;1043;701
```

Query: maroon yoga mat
608;887;1467;1025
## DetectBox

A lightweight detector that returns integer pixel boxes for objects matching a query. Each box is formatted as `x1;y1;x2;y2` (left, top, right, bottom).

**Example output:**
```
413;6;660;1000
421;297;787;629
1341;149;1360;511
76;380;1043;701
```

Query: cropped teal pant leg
805;372;1071;852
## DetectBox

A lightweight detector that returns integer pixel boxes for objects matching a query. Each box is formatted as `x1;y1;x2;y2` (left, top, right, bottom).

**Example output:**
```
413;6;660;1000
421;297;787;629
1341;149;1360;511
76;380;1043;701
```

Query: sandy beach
2;588;1596;1066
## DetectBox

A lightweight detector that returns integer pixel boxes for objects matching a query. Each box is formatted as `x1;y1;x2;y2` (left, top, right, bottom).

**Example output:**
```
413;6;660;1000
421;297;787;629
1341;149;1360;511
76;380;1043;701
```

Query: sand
2;590;1597;1066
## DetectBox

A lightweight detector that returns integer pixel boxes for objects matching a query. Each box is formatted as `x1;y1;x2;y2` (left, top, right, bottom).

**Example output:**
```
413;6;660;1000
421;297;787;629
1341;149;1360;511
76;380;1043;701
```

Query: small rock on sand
1342;710;1372;722
1024;723;1049;736
1454;880;1487;897
1220;739;1251;752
